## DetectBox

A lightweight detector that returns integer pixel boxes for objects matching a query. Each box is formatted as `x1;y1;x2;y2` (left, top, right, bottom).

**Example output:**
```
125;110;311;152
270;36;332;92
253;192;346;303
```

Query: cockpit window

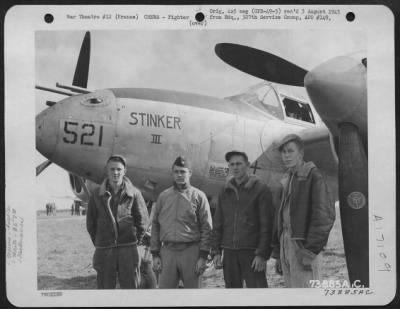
282;97;315;124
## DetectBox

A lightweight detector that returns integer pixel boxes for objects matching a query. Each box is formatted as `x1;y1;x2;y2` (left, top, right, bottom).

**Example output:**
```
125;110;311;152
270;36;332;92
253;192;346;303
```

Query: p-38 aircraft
36;32;368;287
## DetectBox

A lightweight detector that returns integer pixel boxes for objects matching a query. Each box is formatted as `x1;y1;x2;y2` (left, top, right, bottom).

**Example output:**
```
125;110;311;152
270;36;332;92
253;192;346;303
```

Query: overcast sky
35;29;366;209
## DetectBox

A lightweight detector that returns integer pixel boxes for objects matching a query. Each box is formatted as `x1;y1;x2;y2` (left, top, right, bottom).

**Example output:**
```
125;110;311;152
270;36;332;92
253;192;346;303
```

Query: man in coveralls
86;154;149;289
271;134;335;287
150;156;213;288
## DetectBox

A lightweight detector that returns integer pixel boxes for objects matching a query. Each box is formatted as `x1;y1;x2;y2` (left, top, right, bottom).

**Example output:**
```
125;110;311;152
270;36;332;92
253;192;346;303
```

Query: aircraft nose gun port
36;108;58;159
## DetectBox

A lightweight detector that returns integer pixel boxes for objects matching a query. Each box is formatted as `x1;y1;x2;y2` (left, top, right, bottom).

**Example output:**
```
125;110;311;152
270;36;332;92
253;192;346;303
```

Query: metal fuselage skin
36;52;366;206
36;84;330;204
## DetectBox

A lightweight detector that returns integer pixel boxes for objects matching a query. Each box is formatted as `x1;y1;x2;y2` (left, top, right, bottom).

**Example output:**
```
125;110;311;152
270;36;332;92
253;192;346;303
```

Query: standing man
212;151;274;288
86;154;149;289
271;134;335;288
51;203;57;216
150;156;213;289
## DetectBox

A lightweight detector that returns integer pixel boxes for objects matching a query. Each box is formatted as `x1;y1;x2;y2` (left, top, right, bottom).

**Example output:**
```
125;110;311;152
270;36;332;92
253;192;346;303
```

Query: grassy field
37;207;347;289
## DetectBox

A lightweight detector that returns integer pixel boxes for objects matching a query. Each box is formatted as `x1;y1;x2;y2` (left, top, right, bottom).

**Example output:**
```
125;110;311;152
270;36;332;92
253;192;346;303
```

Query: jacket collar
280;161;316;187
99;176;135;197
224;174;259;192
295;161;316;178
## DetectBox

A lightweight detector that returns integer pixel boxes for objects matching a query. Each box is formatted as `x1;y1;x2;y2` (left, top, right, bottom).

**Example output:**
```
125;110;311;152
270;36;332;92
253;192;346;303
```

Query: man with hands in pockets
271;134;335;288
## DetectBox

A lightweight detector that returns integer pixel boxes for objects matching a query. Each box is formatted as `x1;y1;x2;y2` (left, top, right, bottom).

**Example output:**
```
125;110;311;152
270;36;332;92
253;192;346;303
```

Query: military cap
225;150;249;162
172;156;192;169
107;154;127;167
275;134;304;151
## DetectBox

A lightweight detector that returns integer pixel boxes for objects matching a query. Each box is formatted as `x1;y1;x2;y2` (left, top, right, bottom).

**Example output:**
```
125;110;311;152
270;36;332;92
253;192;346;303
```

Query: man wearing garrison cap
150;156;213;288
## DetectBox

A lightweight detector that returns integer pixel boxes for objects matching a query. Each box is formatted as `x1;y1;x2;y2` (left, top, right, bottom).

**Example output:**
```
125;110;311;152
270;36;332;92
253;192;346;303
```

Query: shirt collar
173;182;191;192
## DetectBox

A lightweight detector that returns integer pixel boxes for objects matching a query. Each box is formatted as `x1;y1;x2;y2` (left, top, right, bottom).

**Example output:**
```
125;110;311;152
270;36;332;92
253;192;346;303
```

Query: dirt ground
37;207;348;289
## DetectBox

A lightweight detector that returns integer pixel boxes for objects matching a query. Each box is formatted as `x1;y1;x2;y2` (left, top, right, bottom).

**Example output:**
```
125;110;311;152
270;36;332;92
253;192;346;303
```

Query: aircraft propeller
36;31;91;176
72;31;91;88
337;123;369;286
215;43;308;87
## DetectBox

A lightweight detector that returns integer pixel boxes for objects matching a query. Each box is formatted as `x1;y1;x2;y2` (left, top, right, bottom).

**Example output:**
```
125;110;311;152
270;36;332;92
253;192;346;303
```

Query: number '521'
63;121;103;146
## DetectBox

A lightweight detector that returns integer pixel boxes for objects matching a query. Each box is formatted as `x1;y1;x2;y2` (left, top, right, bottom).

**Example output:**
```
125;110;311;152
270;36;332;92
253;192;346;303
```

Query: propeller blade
72;31;91;88
338;123;369;287
215;43;308;87
36;160;52;176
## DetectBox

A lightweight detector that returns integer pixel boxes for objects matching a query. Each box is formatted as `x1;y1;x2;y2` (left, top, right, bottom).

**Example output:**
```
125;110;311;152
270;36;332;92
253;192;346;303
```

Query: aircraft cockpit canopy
230;82;316;125
229;83;284;119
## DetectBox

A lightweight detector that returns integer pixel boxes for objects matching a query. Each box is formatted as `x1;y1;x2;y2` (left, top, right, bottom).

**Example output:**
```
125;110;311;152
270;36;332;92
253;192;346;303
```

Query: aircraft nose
36;106;59;159
304;55;366;124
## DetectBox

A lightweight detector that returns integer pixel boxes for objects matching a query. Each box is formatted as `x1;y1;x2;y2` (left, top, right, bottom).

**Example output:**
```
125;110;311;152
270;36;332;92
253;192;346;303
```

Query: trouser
280;229;322;288
222;249;267;288
140;260;157;289
138;245;157;289
159;242;201;289
93;245;140;289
